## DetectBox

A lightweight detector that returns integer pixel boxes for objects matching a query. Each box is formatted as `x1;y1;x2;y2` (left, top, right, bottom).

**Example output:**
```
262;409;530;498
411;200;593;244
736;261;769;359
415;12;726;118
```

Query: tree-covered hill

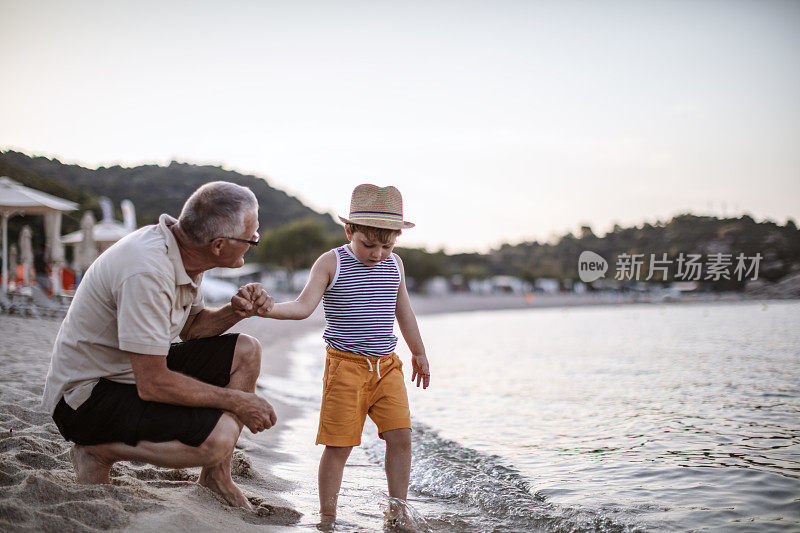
0;150;338;235
460;215;800;291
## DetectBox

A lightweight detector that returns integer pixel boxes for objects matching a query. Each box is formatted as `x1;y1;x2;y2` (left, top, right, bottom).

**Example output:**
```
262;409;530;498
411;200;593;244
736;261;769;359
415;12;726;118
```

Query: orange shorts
316;346;412;447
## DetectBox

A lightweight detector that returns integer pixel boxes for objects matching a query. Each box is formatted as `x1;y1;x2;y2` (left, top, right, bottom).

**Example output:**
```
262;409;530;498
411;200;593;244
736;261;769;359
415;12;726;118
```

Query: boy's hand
411;353;430;389
231;283;274;318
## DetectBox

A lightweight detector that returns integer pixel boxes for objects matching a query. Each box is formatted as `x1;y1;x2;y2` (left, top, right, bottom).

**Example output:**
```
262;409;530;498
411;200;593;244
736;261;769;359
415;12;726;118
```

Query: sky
1;0;798;253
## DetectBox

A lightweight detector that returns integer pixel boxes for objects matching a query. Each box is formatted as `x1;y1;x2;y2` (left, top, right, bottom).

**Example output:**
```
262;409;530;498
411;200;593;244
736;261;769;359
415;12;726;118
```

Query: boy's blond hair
346;223;401;244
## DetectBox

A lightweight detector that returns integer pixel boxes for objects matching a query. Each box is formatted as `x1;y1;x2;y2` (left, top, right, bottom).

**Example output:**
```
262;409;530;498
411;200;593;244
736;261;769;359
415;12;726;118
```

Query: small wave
366;423;639;532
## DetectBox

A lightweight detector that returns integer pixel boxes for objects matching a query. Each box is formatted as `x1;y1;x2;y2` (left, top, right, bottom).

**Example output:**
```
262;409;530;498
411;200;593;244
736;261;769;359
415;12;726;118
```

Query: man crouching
41;181;275;509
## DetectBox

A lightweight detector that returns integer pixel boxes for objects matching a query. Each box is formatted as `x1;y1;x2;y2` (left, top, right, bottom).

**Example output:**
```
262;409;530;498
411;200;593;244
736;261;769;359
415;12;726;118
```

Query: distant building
670;281;699;293
468;278;493;294
200;276;239;303
469;275;533;295
425;276;451;296
259;268;311;295
207;263;263;287
534;278;559;294
590;278;623;291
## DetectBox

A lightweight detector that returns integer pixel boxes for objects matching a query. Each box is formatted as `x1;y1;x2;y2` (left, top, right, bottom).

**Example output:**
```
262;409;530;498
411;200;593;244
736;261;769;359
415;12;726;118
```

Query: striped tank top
322;245;401;357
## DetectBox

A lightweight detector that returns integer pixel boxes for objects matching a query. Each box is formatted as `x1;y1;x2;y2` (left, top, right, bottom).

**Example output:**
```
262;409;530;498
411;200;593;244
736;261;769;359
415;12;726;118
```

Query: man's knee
233;334;262;372
198;415;238;465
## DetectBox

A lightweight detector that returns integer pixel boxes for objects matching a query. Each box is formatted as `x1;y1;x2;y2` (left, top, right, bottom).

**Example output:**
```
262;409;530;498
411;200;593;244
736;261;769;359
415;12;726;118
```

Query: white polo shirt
41;214;204;414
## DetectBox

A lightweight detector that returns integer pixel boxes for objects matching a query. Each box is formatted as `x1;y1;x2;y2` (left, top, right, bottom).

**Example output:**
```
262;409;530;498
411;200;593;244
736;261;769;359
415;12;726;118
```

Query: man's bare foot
69;444;113;484
198;465;253;510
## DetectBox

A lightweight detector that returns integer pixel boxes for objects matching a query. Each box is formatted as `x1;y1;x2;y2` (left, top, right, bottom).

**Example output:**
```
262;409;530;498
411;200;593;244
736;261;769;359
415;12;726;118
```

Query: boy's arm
255;251;336;320
184;283;274;339
395;254;430;389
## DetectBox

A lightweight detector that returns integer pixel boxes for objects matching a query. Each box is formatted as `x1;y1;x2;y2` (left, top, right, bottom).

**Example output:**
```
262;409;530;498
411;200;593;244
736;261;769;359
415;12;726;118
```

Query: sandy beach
0;291;758;531
0;313;315;532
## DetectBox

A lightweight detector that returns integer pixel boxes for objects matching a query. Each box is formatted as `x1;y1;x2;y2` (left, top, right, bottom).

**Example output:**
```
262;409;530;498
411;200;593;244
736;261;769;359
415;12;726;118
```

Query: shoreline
408;290;754;315
0;293;794;531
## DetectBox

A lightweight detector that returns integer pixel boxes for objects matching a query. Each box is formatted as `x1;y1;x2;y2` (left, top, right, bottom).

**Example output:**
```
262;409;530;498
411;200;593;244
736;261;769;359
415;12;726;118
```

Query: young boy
256;184;430;523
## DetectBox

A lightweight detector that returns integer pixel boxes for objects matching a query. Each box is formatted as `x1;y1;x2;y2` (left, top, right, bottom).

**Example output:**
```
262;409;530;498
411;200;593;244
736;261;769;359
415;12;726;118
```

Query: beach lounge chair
0;289;39;317
28;285;68;317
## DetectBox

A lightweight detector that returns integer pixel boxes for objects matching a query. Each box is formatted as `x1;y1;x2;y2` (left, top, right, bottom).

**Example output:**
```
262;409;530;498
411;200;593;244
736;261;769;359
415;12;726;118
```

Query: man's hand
231;283;274;318
233;391;278;433
411;353;430;389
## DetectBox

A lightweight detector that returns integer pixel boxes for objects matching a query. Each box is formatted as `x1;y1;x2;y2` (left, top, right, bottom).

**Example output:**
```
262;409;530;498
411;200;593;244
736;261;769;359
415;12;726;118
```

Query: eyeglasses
210;236;260;247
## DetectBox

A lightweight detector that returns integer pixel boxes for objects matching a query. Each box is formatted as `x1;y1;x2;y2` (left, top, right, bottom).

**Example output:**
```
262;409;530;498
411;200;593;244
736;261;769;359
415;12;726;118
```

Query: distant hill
0;150;338;236
445;214;800;291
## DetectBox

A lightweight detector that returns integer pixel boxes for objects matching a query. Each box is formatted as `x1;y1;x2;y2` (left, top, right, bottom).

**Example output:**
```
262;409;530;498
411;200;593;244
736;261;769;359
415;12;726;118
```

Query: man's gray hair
178;181;258;245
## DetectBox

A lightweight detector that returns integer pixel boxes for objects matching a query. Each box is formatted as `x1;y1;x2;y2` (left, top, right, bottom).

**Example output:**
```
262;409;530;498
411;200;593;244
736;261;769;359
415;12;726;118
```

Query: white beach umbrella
45;211;67;294
61;200;133;253
121;199;136;232
0;176;78;292
19;225;33;286
74;211;99;271
45;212;66;264
8;244;17;282
61;219;131;249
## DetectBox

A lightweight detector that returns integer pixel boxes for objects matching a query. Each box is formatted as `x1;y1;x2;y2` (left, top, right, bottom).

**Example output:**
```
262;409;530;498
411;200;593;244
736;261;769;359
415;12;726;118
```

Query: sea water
255;301;800;532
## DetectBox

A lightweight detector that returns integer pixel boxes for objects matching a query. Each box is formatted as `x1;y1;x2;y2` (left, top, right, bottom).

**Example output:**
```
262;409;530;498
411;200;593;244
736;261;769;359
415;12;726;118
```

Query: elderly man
42;181;274;509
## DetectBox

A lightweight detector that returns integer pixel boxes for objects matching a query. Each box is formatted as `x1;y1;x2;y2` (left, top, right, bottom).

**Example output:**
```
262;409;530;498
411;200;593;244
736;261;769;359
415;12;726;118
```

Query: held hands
231;283;274;318
234;391;278;434
411;353;431;389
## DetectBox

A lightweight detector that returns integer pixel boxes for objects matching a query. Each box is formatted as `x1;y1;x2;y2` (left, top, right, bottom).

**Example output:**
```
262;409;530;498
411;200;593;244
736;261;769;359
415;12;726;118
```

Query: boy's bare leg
318;445;353;519
383;428;412;519
71;334;263;509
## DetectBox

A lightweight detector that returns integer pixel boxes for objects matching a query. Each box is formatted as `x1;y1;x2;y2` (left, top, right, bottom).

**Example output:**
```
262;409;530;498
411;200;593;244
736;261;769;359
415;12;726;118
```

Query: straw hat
338;184;415;230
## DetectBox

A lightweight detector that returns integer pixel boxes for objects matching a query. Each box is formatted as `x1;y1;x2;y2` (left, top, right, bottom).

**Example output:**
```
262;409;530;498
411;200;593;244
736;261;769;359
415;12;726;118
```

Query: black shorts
52;334;239;447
